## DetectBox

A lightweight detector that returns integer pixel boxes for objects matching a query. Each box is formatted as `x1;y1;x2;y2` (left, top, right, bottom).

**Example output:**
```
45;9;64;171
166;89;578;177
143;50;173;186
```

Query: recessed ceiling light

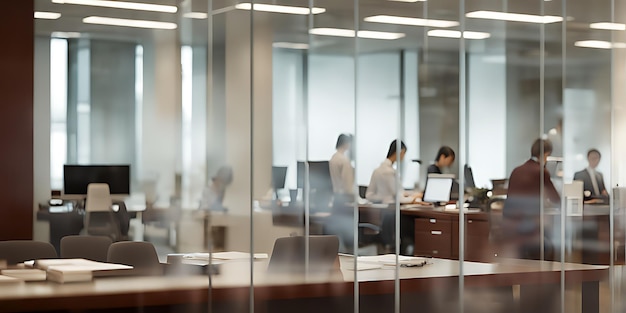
575;40;626;49
235;3;325;15
83;16;177;30
427;29;490;39
273;42;309;50
309;28;405;40
51;31;81;38
589;22;626;31
364;15;459;28
35;11;62;19
183;12;208;19
52;0;177;13
466;11;563;24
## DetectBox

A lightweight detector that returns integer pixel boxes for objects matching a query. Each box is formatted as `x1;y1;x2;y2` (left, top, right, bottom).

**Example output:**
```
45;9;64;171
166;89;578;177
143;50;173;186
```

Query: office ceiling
34;0;621;63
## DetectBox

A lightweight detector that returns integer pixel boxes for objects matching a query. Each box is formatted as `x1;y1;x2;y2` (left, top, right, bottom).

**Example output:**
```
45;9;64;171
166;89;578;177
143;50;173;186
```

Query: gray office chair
84;183;122;242
60;235;112;262
107;241;163;276
267;235;340;275
0;240;57;265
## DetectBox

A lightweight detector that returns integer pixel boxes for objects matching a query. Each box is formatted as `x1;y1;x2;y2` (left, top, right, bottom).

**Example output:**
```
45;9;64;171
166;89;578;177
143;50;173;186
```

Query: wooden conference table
0;256;608;313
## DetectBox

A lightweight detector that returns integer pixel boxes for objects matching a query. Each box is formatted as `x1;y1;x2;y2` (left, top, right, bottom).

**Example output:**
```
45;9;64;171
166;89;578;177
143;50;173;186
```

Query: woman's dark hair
386;140;407;158
531;139;553;158
336;134;353;149
435;146;455;162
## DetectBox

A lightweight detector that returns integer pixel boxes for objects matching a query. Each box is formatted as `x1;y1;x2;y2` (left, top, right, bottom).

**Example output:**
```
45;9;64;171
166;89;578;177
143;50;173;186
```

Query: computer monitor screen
272;166;288;190
296;161;305;189
464;164;476;189
423;174;454;203
63;165;130;195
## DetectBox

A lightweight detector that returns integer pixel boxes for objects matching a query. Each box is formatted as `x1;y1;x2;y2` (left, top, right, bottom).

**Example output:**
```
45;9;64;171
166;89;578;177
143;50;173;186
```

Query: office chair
267;235;340;275
84;183;122;242
60;235;112;262
107;241;163;276
327;199;380;255
0;240;57;265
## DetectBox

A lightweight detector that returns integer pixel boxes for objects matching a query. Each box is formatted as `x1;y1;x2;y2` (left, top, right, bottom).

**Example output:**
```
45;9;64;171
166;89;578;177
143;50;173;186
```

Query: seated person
366;140;418;253
573;148;608;203
330;134;357;206
199;166;233;212
366;140;418;204
427;146;455;174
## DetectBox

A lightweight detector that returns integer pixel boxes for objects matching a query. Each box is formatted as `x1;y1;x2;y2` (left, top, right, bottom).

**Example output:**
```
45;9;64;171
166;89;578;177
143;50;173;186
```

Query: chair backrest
107;241;162;275
84;183;120;241
267;235;339;274
0;240;57;265
60;235;112;262
86;183;112;212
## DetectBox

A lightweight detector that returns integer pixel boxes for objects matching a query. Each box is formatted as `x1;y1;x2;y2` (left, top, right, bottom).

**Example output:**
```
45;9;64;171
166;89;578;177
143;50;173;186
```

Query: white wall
468;54;507;188
272;48;305;189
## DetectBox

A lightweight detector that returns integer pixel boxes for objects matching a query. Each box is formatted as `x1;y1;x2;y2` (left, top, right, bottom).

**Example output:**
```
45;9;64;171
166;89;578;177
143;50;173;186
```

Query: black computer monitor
464;164;476;189
296;161;305;189
272;166;288;194
63;165;130;195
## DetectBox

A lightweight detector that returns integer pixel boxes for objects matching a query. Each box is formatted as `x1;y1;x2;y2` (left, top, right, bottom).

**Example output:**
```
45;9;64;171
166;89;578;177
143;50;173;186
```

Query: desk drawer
414;219;452;257
414;232;451;257
466;219;489;236
414;217;452;233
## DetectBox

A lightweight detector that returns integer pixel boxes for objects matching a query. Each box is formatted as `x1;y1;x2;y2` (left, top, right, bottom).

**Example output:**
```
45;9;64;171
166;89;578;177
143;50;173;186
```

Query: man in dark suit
501;138;561;260
573;149;608;202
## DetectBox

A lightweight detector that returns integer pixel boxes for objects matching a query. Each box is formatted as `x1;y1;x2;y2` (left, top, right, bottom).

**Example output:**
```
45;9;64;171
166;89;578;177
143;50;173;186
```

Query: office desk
0;257;607;313
400;206;490;261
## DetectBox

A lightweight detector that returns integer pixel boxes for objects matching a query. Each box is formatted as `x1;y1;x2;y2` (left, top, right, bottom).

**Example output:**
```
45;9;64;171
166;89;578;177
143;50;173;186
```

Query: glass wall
31;0;626;312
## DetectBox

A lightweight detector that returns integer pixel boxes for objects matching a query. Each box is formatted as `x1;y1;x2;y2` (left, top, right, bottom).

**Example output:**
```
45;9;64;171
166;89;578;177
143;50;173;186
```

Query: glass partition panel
29;0;626;312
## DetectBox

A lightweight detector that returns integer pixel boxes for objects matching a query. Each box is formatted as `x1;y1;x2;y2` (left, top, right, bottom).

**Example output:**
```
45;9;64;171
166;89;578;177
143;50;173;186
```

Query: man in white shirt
329;134;354;196
366;140;417;204
573;149;608;202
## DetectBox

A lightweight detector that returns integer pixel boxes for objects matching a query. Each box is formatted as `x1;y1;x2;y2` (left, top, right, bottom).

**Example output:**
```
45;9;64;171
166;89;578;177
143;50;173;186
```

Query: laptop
267;235;339;274
423;174;455;205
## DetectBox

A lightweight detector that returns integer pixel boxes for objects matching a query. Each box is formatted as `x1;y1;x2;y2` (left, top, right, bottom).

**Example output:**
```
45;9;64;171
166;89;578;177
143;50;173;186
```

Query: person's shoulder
426;164;439;173
573;169;586;178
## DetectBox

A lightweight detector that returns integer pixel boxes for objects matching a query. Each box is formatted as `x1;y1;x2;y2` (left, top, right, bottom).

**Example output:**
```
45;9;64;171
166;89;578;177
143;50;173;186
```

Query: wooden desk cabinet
404;209;490;262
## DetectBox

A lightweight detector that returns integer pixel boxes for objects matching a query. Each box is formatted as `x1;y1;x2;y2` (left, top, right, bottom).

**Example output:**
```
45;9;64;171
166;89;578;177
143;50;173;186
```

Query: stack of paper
183;251;269;261
33;259;133;283
357;254;429;267
0;269;46;281
0;275;22;284
46;266;93;283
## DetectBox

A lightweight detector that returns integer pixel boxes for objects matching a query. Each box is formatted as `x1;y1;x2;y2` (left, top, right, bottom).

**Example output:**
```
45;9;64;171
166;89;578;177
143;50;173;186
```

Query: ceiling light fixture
52;0;177;13
466;10;563;24
589;22;626;31
364;15;459;28
273;42;309;49
35;11;62;19
83;16;177;29
575;40;626;49
51;31;81;38
309;28;405;40
183;12;208;19
235;3;325;15
427;29;490;39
